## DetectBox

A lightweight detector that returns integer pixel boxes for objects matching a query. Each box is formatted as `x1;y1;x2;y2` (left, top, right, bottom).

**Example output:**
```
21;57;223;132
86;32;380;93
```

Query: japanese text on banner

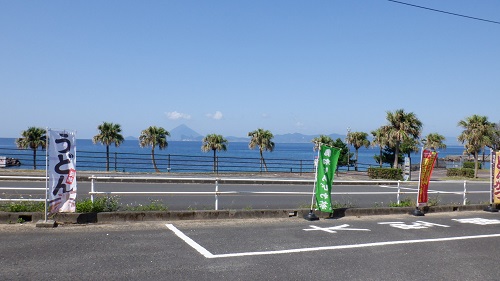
417;149;437;206
315;145;340;213
493;151;500;204
48;130;77;214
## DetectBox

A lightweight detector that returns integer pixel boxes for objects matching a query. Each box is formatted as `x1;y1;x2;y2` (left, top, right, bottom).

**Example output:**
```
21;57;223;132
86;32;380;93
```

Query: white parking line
166;223;500;259
166;224;214;258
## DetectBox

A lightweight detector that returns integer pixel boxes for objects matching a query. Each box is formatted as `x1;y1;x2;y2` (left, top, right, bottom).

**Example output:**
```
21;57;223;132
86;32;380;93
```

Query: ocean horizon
0;137;488;173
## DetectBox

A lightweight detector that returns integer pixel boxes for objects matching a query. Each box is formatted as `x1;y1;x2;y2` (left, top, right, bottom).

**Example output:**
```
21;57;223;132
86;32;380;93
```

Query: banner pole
36;128;56;227
413;146;425;216
484;149;498;212
489;149;493;205
304;144;320;221
44;128;49;222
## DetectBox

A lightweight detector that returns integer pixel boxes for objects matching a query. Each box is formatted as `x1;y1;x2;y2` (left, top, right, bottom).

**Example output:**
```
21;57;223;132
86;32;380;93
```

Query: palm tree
201;134;228;173
487;121;500;151
400;137;420;176
457;115;494;178
92;122;124;172
422;132;447;169
423;133;447;151
384;109;423;168
15;127;46;169
311;135;334;151
347;132;370;171
371;127;389;168
139;126;170;173
248;128;275;172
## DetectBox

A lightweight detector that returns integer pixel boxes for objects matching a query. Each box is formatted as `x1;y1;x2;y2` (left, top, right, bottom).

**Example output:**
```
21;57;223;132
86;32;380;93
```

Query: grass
0;202;45;212
76;197;120;213
388;197;414;207
125;199;169;211
332;200;357;209
387;195;442;207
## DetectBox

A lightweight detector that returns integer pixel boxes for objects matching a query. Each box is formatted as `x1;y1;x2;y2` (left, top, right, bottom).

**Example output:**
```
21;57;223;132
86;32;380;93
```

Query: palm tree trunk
151;147;159;172
408;153;412;181
213;149;216;173
106;145;110;172
260;149;268;172
379;147;383;168
355;149;359;171
33;148;37;170
474;152;479;178
393;142;400;168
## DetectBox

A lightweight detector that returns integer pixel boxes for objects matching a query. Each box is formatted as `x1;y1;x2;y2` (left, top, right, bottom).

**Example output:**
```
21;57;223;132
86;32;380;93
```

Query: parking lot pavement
2;211;500;280
168;211;500;258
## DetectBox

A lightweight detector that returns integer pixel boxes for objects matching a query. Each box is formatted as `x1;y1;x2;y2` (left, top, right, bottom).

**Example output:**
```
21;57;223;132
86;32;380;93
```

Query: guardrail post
397;180;401;204
215;178;220;210
91;175;95;203
463;180;467;205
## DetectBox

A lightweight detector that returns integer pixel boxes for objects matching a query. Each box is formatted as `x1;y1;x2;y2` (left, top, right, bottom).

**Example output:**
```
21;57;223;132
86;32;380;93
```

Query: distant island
139;124;460;145
160;124;345;143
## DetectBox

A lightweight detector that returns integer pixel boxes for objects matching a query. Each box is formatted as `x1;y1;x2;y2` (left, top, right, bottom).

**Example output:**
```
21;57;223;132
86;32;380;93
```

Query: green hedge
447;168;475;178
463;161;481;169
368;167;403;180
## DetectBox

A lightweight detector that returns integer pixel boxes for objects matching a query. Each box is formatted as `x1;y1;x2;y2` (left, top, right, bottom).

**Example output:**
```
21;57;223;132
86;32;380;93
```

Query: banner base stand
412;207;425;216
484;205;499;212
304;210;319;221
35;220;57;228
324;213;336;220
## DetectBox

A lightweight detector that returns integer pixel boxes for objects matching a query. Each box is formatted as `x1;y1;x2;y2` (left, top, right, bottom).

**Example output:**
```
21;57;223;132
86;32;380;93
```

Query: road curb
0;204;494;225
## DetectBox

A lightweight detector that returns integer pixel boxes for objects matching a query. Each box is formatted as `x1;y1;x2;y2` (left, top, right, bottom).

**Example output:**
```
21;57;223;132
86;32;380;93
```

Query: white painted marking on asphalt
166;224;500;259
166;224;214;258
378;221;450;229
383;185;461;194
209;233;500;258
303;224;371;233
452;218;500;225
384;186;417;190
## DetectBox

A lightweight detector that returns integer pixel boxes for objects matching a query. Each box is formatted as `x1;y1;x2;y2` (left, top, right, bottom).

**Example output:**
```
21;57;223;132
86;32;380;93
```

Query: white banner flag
48;130;77;213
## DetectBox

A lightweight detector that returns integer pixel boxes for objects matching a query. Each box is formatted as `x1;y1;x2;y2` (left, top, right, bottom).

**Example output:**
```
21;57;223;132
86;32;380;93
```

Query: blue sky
2;0;499;141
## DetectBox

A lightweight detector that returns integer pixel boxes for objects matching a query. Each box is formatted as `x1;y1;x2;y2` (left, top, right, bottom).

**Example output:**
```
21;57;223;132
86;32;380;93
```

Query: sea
0;138;489;173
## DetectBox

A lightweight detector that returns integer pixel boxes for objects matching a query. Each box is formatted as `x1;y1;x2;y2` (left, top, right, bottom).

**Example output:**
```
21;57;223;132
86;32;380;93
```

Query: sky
1;0;499;141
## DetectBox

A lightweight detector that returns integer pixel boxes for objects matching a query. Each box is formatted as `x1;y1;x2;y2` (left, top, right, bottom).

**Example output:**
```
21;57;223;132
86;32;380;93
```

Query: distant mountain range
169;124;203;141
126;124;459;145
166;124;344;143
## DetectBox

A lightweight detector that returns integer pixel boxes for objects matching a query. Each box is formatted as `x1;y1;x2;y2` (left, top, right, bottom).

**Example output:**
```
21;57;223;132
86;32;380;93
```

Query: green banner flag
315;145;341;213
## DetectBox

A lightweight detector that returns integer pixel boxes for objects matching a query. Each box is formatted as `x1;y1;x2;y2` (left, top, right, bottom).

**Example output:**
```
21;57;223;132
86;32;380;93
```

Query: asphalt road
1;211;500;280
0;180;492;210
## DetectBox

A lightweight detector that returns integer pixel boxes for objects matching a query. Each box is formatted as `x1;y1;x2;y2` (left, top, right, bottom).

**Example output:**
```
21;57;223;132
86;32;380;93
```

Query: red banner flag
417;149;438;207
492;151;500;204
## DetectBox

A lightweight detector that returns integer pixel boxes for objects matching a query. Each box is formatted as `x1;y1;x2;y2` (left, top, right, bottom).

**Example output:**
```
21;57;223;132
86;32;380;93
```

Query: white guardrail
0;175;491;210
0;176;47;202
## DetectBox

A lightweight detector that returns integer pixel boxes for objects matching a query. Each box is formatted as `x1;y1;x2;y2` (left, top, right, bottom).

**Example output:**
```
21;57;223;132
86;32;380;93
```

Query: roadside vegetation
0;197;169;213
0;201;45;212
